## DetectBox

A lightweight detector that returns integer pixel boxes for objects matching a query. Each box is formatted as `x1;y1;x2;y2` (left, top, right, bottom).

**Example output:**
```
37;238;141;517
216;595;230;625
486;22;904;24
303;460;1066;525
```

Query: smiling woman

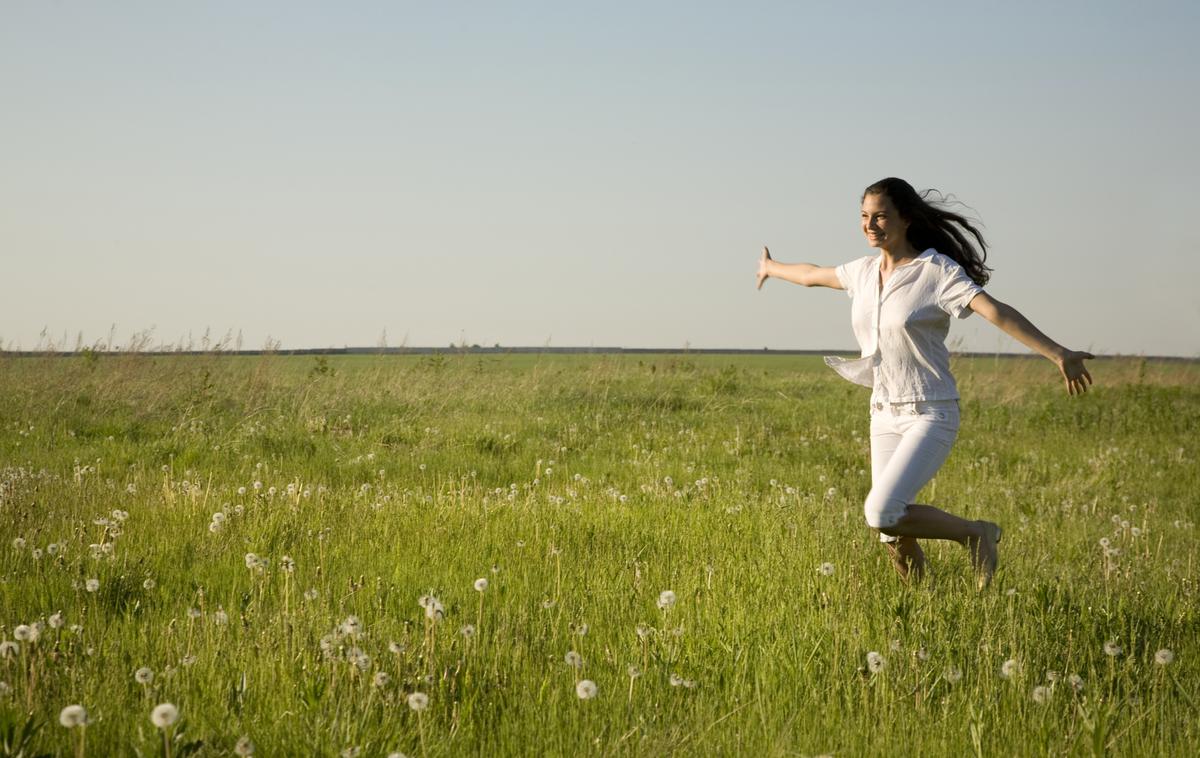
757;177;1095;588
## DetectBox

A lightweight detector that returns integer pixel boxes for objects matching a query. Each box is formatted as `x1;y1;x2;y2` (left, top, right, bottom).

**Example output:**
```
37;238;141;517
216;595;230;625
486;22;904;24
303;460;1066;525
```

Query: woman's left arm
967;292;1095;395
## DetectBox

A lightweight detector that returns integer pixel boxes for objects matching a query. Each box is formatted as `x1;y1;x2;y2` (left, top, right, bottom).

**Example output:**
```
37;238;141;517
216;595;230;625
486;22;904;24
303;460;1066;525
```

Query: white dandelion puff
234;736;255;756
59;704;88;728
135;667;154;684
48;612;64;629
1068;673;1085;692
1103;640;1123;657
944;666;963;684
819;562;835;576
244;553;260;569
0;641;19;658
866;651;886;674
1155;648;1175;665
12;537;26;551
473;577;488;592
340;615;362;636
280;556;295;573
407;692;429;711
85;579;100;593
213;608;229;625
564;650;583;668
657;590;677;610
143;578;156;590
575;679;598;699
460;624;476;638
1032;685;1051;704
13;625;36;643
372;671;390;688
1000;659;1020;679
150;703;178;728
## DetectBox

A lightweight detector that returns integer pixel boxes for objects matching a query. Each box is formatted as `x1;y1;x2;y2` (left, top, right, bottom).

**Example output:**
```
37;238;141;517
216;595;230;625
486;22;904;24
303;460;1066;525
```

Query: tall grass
1;353;1197;756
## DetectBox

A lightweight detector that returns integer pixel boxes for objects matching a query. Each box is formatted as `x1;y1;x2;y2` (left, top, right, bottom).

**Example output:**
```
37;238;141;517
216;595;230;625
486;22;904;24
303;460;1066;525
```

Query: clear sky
3;1;1198;355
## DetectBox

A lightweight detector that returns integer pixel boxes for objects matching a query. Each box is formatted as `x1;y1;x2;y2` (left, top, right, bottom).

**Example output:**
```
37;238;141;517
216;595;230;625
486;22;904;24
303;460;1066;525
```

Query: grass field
1;352;1197;756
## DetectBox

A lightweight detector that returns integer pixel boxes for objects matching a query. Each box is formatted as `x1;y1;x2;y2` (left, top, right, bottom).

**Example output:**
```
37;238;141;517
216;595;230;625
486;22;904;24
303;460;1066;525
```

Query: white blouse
826;248;984;404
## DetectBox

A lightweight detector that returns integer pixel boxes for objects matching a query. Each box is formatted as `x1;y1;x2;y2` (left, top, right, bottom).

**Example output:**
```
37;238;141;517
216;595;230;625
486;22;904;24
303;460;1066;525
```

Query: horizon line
2;346;1196;362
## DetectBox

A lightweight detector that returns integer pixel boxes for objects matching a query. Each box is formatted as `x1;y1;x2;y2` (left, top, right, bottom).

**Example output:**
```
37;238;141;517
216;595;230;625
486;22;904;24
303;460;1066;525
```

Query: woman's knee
863;489;906;530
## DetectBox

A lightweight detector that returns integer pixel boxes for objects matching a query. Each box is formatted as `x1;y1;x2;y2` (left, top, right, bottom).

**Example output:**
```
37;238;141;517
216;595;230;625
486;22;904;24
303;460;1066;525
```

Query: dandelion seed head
627;665;641;678
12;537;26;551
575;679;598;700
1103;640;1123;657
866;651;886;674
1000;659;1020;679
143;578;156;590
407;692;429;711
213;608;229;625
460;624;476;638
85;579;100;593
944;666;963;684
564;650;583;668
1155;648;1175;665
150;703;179;729
340;615;362;636
819;562;835;576
1032;685;1051;704
234;736;255;756
657;590;677;610
372;671;390;688
0;641;18;658
474;578;488;592
59;704;88;728
13;625;35;643
48;612;64;629
135;667;154;684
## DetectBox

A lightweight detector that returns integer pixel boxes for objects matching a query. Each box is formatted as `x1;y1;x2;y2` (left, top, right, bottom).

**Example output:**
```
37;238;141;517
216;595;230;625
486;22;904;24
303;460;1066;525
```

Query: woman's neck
878;242;921;272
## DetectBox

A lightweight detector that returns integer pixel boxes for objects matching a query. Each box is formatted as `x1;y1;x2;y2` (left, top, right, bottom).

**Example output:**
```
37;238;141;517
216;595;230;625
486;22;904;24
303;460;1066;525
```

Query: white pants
865;400;960;543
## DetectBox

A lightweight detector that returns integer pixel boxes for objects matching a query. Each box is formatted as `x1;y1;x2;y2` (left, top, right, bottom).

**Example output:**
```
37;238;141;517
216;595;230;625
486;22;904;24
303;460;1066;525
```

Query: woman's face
861;192;909;250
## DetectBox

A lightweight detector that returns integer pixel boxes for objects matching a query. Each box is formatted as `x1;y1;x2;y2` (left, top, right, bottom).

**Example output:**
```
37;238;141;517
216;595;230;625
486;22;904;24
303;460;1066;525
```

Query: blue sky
3;1;1197;355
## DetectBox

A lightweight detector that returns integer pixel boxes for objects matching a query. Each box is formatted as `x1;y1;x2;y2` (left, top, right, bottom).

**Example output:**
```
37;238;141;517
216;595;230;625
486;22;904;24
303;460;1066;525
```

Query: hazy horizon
4;2;1198;357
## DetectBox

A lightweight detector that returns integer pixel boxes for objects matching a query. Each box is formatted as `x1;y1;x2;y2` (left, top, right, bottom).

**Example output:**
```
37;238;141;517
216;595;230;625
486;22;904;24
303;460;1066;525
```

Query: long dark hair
863;177;992;286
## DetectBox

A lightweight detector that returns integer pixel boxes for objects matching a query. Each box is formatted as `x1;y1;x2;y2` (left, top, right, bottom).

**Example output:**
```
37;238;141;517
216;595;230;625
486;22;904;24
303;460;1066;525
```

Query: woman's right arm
756;246;843;290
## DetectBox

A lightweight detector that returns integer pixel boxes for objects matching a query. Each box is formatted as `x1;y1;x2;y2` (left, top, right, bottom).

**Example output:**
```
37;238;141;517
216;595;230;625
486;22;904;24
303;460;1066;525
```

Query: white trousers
865;400;960;543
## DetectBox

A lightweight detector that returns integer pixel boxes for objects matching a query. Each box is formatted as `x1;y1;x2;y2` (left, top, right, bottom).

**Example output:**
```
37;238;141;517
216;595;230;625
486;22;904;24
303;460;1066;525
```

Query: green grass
1;352;1197;756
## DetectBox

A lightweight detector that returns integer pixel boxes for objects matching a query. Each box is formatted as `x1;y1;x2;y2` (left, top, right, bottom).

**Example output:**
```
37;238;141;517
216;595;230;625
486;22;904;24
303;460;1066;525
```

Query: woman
756;177;1093;588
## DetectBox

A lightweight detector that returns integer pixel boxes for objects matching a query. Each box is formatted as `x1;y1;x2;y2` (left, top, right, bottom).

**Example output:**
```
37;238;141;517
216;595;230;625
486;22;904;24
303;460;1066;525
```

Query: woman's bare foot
967;521;1002;589
886;537;926;584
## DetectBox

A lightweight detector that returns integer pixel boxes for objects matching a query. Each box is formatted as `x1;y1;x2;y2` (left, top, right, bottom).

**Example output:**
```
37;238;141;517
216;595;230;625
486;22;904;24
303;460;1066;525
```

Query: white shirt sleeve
937;259;985;318
835;256;867;299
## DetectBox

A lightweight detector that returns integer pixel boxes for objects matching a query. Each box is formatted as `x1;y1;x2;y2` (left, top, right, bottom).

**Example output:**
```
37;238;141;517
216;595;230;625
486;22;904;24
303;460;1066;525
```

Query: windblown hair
863;177;992;286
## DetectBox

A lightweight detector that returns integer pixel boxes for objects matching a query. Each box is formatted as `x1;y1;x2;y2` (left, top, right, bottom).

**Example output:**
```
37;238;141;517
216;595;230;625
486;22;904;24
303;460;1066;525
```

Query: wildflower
253;481;263;491
1045;670;1060;683
135;667;154;685
237;486;247;496
1000;659;1020;679
13;625;36;643
280;556;295;573
564;650;583;668
372;671;390;688
346;648;370;670
0;681;10;699
419;596;445;620
576;679;598;699
85;579;100;593
474;577;488;592
627;665;642;678
187;608;202;619
1099;537;1110;548
1068;674;1085;692
0;641;18;658
212;512;226;524
1155;648;1175;665
460;625;476;638
304;588;319;601
915;647;930;661
235;736;255;756
657;590;677;610
574;623;589;636
340;615;362;636
143;578;156;590
386;753;407;758
407;692;429;711
49;612;64;629
31;549;43;560
1103;640;1123;657
59;704;88;728
818;562;835;576
866;651;886;674
213;608;229;625
635;623;651;639
388;641;405;654
12;537;25;550
944;666;963;684
1032;685;1051;704
341;748;360;758
151;703;179;728
541;598;556;609
208;522;222;534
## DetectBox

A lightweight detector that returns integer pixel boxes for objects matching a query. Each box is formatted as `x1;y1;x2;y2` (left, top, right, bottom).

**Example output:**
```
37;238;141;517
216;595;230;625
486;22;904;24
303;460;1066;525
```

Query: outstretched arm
756;246;842;290
967;292;1094;395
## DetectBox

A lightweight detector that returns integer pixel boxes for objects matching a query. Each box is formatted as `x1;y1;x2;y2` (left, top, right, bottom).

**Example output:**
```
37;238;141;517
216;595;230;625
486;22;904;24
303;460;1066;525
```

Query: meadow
1;351;1197;757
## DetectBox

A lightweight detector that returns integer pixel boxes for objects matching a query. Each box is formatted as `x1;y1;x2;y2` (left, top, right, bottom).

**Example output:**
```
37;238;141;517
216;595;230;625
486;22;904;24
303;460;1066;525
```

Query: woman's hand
756;246;772;290
1056;350;1095;395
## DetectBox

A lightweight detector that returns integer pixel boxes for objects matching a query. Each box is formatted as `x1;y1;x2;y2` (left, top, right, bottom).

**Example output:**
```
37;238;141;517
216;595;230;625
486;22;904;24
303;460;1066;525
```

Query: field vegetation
1;352;1197;756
